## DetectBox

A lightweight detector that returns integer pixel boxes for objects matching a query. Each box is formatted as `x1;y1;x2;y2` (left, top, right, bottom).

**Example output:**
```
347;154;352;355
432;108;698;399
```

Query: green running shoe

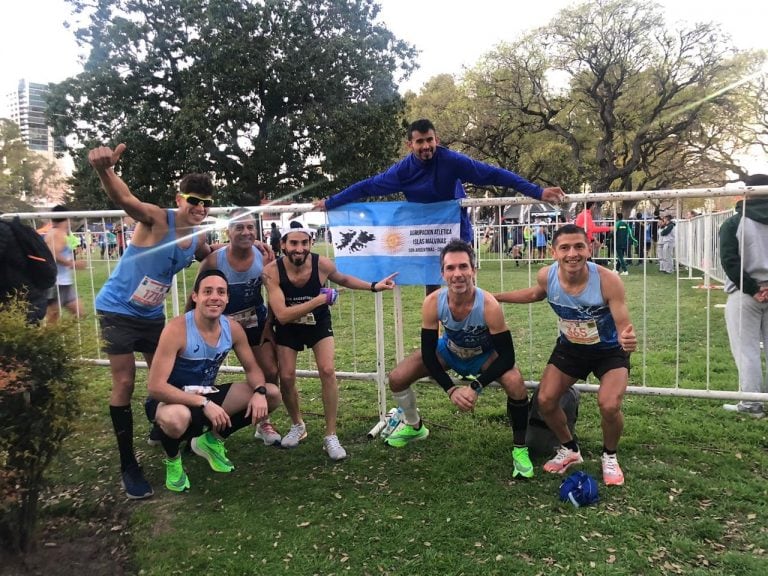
191;431;234;473
385;422;429;448
512;446;534;479
165;456;190;492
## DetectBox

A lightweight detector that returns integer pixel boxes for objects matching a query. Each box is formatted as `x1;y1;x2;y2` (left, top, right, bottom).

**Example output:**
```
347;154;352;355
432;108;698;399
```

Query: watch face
470;381;483;393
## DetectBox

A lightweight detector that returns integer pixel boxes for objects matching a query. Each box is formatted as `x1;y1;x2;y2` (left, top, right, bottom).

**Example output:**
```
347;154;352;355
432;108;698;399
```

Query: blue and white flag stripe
327;201;461;285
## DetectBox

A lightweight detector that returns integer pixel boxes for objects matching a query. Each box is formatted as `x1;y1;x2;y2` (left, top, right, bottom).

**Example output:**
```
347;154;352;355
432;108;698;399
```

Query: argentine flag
327;201;461;286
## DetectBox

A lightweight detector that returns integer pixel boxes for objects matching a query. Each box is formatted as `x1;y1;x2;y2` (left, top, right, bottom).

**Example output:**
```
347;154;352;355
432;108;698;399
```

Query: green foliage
409;0;768;197
0;299;84;554
0;119;66;212
51;0;417;207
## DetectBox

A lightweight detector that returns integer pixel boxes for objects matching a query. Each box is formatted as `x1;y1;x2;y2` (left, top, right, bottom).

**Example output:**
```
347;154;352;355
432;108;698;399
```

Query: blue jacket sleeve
449;151;543;200
325;165;403;210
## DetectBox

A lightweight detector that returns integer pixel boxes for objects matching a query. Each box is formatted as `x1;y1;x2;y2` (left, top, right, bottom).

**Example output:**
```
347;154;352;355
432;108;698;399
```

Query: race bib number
130;276;171;308
292;312;316;326
183;385;219;395
447;339;483;360
229;307;259;329
558;318;600;345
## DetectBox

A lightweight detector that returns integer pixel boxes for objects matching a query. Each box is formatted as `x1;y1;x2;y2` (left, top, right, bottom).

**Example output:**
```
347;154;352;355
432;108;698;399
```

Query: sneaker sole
166;476;191;492
604;477;625;486
543;457;584;475
323;447;348;461
191;437;234;473
385;428;429;448
120;480;154;500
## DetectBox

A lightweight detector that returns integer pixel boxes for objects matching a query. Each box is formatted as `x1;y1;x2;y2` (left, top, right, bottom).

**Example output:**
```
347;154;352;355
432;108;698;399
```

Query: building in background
3;79;63;159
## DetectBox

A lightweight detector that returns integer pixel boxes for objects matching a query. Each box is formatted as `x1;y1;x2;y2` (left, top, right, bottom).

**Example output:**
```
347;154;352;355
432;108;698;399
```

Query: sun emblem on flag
383;229;406;254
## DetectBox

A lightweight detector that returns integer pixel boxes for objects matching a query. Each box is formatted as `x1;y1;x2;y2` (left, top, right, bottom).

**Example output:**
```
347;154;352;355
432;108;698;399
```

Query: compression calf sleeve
393;388;419;426
507;397;529;446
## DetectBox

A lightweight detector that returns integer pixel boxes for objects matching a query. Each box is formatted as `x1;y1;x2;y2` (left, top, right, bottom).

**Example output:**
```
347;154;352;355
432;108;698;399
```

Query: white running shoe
323;434;348;461
254;420;282;446
280;422;307;448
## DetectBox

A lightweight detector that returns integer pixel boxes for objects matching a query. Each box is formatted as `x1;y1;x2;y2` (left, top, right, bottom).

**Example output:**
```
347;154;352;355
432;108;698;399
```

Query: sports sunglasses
180;193;214;208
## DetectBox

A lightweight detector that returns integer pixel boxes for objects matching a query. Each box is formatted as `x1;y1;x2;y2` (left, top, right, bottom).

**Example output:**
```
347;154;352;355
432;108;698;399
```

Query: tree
0;120;66;212
414;0;766;211
49;0;417;207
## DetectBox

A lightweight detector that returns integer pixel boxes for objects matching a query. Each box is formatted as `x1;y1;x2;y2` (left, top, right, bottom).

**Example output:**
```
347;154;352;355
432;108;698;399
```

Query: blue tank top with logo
167;311;232;391
437;287;493;359
546;261;619;349
95;210;198;319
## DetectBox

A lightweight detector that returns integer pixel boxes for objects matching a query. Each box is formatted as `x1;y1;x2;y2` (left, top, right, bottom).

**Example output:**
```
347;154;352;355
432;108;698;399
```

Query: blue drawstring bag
559;471;599;508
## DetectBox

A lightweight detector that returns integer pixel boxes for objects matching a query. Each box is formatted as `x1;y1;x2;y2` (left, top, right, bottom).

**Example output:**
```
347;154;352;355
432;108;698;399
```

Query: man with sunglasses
89;143;216;499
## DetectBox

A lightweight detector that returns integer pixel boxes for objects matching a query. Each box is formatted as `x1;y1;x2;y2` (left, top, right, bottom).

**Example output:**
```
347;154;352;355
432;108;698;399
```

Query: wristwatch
253;386;267;396
201;397;211;409
469;380;484;395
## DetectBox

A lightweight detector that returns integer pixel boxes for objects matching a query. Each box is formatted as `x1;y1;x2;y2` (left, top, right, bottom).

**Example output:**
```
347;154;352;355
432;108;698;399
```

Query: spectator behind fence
45;205;87;323
720;174;768;419
658;214;676;273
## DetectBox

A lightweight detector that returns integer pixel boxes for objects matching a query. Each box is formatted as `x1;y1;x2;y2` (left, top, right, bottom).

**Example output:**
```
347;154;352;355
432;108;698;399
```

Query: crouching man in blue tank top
495;224;637;486
385;239;534;480
146;269;282;493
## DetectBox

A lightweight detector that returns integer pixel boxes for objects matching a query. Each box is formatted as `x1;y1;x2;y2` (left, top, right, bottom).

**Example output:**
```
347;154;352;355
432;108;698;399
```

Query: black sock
603;447;616;456
219;410;251;439
564;439;579;452
160;430;181;459
110;405;137;471
507;397;529;446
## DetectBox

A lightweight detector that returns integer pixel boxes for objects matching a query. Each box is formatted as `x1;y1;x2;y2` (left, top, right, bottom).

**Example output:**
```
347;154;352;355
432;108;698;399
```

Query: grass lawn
34;254;768;575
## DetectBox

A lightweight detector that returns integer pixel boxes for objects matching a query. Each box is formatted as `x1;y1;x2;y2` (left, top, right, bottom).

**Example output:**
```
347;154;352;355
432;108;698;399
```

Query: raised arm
494;266;549;304
324;257;398;293
88;143;167;227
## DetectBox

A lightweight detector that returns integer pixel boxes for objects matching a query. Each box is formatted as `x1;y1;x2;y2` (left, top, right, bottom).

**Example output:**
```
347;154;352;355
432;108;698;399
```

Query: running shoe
722;403;765;419
323;434;348;461
191;431;234;473
280;422;307;448
164;456;190;492
512;446;534;479
254;420;282;446
385;422;429;448
601;453;625;486
121;464;154;500
543;446;583;474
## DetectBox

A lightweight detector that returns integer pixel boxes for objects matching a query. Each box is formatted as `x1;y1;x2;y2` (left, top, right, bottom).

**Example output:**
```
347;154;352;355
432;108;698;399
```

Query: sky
1;0;766;95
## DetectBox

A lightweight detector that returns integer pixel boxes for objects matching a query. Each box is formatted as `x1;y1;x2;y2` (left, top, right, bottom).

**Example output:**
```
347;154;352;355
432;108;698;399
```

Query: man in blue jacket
313;119;566;245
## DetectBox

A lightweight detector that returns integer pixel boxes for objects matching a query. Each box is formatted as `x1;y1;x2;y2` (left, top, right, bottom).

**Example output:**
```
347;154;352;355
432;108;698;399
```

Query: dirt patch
0;499;134;576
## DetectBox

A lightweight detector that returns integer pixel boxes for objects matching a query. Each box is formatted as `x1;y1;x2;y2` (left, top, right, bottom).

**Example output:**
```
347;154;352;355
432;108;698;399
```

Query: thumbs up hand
619;323;637;352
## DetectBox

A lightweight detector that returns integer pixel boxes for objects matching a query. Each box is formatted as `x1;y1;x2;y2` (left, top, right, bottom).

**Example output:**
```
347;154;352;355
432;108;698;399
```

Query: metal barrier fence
4;186;768;413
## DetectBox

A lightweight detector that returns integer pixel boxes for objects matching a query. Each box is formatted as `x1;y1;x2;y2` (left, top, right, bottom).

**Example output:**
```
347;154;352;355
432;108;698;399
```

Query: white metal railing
4;186;768;411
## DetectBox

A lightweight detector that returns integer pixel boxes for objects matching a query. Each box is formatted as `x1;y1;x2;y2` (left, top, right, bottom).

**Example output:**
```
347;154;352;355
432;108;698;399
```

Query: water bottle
380;407;404;439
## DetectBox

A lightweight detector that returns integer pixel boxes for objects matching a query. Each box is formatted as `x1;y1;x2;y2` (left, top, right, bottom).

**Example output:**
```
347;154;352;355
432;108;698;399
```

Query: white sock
393;388;419;425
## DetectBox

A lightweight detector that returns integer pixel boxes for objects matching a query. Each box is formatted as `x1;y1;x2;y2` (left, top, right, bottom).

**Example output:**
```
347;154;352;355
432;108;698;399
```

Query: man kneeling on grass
146;269;281;492
384;239;533;479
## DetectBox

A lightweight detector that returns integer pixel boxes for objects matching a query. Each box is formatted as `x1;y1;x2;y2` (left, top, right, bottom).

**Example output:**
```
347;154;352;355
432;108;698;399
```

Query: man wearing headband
263;221;398;460
146;269;282;493
197;208;282;445
89;143;215;499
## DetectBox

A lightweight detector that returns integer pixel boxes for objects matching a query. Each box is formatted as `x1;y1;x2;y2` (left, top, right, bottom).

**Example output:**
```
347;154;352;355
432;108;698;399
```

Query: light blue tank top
437;287;493;359
546;261;619;349
215;246;266;328
167;311;232;391
95;210;199;319
56;243;74;286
